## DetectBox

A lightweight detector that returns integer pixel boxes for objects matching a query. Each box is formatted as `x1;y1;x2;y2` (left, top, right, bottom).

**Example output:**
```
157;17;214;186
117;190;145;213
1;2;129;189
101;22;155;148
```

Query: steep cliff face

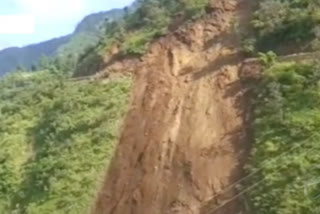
93;0;253;213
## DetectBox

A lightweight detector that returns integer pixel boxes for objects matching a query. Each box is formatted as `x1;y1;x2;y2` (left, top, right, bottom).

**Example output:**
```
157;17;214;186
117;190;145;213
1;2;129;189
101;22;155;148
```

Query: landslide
93;0;253;213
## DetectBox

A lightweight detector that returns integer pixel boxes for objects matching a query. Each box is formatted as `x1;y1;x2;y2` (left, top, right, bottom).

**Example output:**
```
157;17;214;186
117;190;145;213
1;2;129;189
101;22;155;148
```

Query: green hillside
0;71;131;214
2;0;320;213
244;1;320;213
0;36;71;76
0;1;213;213
0;8;127;76
75;0;211;76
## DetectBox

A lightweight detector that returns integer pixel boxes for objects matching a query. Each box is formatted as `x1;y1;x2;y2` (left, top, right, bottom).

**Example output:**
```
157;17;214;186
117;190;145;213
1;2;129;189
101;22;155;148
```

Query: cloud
15;0;86;21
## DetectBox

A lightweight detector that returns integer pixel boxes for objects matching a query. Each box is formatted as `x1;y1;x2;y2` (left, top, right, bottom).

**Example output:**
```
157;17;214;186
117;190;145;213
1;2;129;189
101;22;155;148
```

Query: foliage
0;71;131;214
181;0;210;19
0;36;71;76
1;0;211;76
247;61;320;214
126;0;172;30
258;51;277;67
241;38;257;55
75;50;104;77
94;0;210;57
251;0;320;51
121;29;165;55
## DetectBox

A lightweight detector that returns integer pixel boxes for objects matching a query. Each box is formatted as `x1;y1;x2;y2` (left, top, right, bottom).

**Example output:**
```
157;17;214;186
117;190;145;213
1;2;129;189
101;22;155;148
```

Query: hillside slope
0;71;132;214
0;9;126;76
0;36;71;75
92;0;253;213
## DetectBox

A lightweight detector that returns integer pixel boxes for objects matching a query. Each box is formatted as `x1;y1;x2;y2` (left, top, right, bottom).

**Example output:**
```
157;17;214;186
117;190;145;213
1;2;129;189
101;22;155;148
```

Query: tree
31;64;38;71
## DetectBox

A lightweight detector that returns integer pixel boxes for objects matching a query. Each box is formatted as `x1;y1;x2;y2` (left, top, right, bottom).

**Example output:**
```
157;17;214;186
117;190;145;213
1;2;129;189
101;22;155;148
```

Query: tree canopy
0;71;131;214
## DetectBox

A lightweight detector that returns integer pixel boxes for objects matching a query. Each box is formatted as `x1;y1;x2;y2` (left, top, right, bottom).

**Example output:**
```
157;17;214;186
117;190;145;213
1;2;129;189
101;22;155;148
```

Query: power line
204;134;319;213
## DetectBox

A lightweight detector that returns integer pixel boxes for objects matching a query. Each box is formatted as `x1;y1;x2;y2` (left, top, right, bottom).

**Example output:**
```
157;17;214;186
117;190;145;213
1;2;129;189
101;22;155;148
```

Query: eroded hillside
3;0;320;213
93;0;253;213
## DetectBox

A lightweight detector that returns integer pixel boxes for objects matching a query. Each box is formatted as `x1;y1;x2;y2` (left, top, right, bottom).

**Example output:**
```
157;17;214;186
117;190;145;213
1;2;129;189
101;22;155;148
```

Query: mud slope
93;0;252;213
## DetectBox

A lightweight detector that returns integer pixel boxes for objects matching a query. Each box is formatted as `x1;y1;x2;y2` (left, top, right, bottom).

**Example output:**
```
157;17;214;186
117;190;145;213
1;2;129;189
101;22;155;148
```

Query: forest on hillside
0;0;211;213
2;0;320;213
244;0;320;214
0;71;131;214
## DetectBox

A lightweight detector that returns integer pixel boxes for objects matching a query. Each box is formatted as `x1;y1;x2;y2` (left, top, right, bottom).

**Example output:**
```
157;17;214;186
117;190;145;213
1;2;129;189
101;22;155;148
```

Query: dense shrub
0;71;131;214
247;61;320;214
97;0;210;56
121;29;165;55
181;0;210;19
73;0;211;72
251;0;320;51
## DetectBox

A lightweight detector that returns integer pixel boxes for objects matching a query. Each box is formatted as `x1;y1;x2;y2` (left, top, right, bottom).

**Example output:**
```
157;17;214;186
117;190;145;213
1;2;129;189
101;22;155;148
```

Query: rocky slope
92;0;254;213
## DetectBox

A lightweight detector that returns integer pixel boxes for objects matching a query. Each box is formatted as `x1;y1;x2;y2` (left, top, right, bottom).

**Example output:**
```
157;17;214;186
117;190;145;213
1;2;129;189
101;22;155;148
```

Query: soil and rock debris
92;0;254;213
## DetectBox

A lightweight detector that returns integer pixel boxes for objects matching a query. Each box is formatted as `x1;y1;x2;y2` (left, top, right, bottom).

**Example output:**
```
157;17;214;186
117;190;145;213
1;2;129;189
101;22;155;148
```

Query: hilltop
0;7;128;76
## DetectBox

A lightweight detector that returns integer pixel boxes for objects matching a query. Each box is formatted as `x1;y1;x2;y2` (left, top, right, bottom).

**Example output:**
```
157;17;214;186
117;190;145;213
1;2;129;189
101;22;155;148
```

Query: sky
0;0;135;50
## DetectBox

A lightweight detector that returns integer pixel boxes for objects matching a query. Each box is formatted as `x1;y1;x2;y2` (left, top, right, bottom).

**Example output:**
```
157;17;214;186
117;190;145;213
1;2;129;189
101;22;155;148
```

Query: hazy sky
0;0;135;50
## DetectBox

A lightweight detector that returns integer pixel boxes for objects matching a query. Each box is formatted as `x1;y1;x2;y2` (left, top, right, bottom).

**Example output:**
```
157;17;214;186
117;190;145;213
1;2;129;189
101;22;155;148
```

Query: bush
252;0;320;51
100;0;211;57
75;49;103;76
242;38;257;55
181;0;209;19
246;61;320;214
258;51;277;67
121;29;165;55
0;71;131;214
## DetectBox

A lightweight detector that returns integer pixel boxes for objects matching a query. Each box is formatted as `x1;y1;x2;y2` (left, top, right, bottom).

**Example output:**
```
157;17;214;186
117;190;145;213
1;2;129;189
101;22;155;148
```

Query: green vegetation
74;0;211;76
0;8;126;76
248;0;320;52
0;0;214;77
0;2;214;211
83;0;210;58
117;0;210;55
0;71;131;214
121;29;164;55
245;2;320;213
9;1;320;213
258;51;278;67
6;0;212;77
247;60;320;214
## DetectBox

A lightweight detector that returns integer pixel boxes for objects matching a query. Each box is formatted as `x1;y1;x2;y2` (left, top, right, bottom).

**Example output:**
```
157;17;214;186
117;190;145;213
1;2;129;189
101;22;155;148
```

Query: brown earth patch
92;0;254;214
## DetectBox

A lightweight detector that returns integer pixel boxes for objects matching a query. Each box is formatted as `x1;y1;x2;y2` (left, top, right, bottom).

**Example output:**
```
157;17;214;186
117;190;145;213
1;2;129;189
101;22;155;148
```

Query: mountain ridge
0;7;128;76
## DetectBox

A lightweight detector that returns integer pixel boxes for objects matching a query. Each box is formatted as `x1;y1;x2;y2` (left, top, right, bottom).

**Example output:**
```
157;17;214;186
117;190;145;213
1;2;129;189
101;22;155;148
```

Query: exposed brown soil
92;0;254;214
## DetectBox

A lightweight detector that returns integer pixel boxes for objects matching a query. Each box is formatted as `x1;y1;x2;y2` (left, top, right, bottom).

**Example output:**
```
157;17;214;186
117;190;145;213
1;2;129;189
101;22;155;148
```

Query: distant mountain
74;9;125;34
0;7;128;76
0;36;72;75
